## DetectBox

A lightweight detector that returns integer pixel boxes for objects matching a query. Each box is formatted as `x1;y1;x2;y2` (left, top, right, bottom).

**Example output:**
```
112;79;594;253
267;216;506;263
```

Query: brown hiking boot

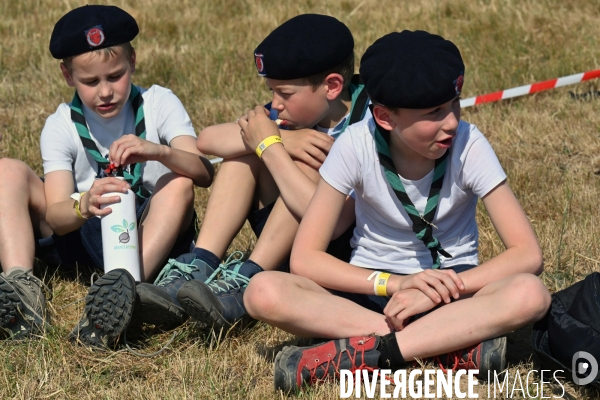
0;269;50;339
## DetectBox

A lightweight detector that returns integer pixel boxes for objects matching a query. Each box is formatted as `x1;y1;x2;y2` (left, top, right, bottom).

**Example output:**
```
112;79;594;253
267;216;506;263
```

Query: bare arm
454;181;544;294
198;119;334;169
290;178;379;293
44;170;129;235
157;136;214;187
110;135;214;187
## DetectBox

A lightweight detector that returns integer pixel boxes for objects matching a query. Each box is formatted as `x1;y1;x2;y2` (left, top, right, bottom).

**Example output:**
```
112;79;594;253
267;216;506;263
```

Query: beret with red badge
253;14;354;80
49;5;138;59
359;30;465;109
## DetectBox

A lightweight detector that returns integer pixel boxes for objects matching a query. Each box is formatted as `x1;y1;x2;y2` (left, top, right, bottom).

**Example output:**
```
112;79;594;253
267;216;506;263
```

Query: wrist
387;275;404;295
155;144;169;162
256;135;283;159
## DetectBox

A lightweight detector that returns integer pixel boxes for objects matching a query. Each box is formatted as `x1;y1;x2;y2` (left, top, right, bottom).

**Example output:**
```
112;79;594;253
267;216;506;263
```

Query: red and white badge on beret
86;26;105;47
255;53;266;76
454;73;464;96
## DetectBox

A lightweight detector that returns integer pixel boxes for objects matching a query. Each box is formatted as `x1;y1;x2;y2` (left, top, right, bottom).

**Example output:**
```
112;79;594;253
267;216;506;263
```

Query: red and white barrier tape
460;68;600;108
209;68;600;164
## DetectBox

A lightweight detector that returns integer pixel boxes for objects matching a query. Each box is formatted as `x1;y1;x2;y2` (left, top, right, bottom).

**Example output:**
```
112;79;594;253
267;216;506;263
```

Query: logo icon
255;53;266;76
572;351;598;386
454;73;464;96
86;26;105;47
111;219;136;244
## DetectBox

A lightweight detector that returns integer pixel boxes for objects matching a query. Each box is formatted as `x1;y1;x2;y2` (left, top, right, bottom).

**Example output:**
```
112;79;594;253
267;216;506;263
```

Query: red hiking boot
274;336;381;393
434;336;507;379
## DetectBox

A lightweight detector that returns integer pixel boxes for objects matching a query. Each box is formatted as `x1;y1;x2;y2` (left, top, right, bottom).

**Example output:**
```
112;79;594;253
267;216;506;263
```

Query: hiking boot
177;252;258;330
0;268;49;339
68;268;136;349
434;336;507;379
135;253;216;327
274;336;381;393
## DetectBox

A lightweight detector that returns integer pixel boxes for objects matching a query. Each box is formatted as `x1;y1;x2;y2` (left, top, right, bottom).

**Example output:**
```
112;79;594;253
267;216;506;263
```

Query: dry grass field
1;0;600;398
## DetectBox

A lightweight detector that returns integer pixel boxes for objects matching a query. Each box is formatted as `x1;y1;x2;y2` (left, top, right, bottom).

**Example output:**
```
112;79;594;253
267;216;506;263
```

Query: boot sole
135;284;188;327
479;336;508;379
274;345;300;393
177;283;231;330
68;269;136;349
0;278;29;339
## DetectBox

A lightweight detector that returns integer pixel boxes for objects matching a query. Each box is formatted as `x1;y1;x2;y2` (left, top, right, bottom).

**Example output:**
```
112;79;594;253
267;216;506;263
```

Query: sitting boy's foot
177;256;261;330
0;268;49;339
434;336;507;379
68;269;136;349
136;253;216;327
274;336;381;393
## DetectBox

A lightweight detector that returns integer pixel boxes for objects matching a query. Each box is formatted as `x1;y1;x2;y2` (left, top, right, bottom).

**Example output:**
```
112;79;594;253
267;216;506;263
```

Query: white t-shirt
40;85;196;193
320;118;507;274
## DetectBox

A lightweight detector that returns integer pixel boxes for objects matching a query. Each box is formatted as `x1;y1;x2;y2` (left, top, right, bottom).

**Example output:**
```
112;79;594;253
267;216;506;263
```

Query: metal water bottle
100;170;141;282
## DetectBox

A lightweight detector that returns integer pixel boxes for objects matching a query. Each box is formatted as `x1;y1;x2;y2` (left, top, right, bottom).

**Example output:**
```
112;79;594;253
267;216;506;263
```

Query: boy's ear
372;105;396;131
60;63;75;87
323;73;344;100
129;49;136;74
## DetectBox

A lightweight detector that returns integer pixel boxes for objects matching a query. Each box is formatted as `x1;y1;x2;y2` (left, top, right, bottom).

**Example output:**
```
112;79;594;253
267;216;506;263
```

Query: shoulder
451;120;495;161
42;103;75;137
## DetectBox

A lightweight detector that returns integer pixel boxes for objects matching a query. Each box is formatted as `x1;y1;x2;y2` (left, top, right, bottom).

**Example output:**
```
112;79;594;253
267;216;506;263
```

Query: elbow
196;128;215;155
195;156;215;187
527;247;544;276
46;214;67;236
289;249;309;277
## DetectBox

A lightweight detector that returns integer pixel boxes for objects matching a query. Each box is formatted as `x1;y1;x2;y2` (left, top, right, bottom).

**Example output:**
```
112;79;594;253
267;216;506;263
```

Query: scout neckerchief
329;75;369;139
70;84;150;200
373;121;452;269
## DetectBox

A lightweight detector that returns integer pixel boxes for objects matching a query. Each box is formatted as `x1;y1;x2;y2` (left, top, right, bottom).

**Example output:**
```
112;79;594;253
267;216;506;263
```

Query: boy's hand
80;177;130;217
109;134;164;168
280;129;334;169
388;269;464;304
384;288;437;331
238;106;280;151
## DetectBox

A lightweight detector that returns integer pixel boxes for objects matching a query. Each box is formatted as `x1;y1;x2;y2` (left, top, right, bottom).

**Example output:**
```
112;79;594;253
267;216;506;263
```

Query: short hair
304;52;355;91
62;42;135;71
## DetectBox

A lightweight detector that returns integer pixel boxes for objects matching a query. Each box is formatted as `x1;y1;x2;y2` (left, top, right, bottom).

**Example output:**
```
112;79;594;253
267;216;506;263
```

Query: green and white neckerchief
70;84;150;199
374;122;452;269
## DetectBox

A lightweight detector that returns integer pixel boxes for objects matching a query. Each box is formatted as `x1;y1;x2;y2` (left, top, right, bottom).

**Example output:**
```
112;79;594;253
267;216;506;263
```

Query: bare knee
155;173;194;204
244;272;289;320
0;158;34;184
508;274;551;324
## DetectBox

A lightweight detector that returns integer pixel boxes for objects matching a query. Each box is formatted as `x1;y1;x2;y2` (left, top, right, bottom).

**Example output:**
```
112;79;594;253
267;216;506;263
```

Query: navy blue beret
254;14;353;80
359;31;464;109
50;5;138;59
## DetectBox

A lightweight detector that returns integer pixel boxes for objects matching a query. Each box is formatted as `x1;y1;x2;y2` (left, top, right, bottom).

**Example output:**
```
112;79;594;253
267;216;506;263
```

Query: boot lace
435;345;479;373
307;337;378;384
154;258;202;286
204;251;247;292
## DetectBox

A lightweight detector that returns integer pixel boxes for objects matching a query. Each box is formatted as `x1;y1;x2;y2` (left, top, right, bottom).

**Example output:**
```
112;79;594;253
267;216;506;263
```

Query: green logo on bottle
111;219;136;243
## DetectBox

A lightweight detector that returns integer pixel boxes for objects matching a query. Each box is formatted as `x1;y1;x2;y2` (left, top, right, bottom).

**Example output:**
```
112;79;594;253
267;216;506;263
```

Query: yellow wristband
375;272;391;296
255;136;283;159
74;191;90;220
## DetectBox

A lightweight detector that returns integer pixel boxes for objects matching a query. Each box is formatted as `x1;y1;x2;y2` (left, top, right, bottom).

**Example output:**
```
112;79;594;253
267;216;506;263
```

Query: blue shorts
332;264;478;314
35;197;196;269
247;202;355;271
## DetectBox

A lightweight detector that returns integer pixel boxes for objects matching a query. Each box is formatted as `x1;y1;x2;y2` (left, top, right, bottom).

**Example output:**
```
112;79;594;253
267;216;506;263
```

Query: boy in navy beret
135;14;371;331
234;30;550;392
0;5;214;346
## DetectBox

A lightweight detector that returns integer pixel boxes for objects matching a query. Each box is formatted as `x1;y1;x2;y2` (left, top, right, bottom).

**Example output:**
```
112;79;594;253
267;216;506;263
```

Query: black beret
359;31;465;109
50;5;138;59
254;14;353;80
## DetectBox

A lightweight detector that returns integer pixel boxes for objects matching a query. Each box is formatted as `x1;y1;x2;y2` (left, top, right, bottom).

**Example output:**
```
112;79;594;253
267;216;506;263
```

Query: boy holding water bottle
0;5;213;347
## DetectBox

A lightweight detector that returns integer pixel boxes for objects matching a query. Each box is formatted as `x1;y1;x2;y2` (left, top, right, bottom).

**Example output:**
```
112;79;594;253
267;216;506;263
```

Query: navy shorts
35;197;196;269
332;264;478;314
247;202;355;270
